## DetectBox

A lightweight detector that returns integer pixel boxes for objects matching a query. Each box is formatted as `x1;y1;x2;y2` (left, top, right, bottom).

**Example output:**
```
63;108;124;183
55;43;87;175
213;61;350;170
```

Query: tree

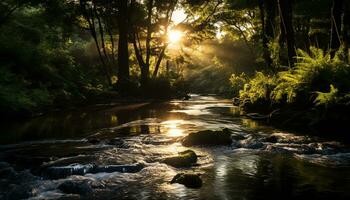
278;0;296;67
130;0;178;87
330;0;343;58
117;0;130;91
79;0;114;85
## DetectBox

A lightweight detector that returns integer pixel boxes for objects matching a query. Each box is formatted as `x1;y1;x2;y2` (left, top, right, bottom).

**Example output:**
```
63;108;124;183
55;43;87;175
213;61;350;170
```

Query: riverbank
239;101;350;144
1;88;188;121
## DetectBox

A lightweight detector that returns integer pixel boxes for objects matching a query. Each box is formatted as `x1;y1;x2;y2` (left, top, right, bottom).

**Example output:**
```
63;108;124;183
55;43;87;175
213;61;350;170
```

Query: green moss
182;129;232;146
163;150;197;168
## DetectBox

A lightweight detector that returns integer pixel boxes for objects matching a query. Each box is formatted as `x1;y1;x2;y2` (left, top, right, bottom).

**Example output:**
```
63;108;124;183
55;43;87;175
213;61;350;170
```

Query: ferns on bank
239;72;276;103
231;46;350;107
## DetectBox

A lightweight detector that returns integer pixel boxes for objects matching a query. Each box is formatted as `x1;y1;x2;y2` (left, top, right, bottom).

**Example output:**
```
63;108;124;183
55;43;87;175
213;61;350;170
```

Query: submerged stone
182;129;232;146
92;162;144;173
231;134;246;141
43;164;94;179
43;163;144;179
170;173;202;188
107;138;129;148
263;135;278;143
87;138;100;145
58;180;93;195
238;137;264;149
6;184;37;199
163;150;197;168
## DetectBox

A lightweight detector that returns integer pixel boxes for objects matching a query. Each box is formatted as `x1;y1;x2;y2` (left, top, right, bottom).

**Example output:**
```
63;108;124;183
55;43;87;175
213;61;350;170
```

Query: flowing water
1;95;350;199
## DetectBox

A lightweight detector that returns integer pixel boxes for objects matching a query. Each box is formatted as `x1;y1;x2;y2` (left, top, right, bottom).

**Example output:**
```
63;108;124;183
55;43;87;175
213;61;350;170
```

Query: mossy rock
163;150;197;168
182;128;232;146
170;173;202;188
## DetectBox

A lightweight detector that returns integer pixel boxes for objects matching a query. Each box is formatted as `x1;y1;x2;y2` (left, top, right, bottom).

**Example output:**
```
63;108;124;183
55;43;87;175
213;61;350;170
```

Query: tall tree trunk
117;0;130;91
343;1;350;62
265;0;277;43
258;0;272;68
140;0;153;88
330;0;343;58
278;0;296;68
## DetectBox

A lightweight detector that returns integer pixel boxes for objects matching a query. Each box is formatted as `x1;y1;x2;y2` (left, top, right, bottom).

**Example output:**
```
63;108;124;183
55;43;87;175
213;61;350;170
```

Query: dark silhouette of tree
278;0;296;67
117;0;130;92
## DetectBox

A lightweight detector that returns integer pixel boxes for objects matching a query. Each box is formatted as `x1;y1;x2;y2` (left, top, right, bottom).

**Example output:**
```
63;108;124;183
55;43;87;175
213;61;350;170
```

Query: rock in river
43;163;144;179
171;173;202;188
182;128;232;146
263;135;278;143
58;180;93;195
163;150;197;168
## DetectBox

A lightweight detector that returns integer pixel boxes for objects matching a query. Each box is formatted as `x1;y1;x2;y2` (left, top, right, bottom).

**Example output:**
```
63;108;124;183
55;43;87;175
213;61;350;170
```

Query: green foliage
0;67;52;114
0;4;109;116
271;47;350;104
229;72;247;96
236;47;350;109
314;84;338;106
239;72;276;103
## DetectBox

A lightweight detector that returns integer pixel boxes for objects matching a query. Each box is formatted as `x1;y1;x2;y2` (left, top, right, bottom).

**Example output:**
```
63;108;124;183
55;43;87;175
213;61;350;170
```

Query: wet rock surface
170;173;202;188
58;180;93;195
42;163;145;179
163;150;198;168
182;128;232;146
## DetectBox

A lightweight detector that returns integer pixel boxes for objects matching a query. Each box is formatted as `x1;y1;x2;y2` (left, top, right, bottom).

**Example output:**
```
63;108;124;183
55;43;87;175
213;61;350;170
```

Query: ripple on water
1;95;350;199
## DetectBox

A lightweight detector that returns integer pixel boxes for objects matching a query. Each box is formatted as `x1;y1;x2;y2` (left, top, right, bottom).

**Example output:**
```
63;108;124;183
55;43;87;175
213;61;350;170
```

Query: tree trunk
117;0;130;91
265;0;277;42
278;0;296;68
258;0;272;68
343;1;350;62
153;44;168;77
330;0;343;58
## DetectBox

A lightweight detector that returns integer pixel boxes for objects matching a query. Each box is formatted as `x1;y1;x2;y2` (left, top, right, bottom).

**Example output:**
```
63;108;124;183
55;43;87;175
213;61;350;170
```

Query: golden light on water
162;120;184;137
168;128;183;137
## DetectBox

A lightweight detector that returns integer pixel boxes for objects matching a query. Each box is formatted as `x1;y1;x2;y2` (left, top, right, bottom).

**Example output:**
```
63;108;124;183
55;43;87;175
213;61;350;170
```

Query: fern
314;84;338;106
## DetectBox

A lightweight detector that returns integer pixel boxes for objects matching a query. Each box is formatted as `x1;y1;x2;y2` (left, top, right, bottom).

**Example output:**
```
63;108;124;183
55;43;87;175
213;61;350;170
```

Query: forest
0;0;350;199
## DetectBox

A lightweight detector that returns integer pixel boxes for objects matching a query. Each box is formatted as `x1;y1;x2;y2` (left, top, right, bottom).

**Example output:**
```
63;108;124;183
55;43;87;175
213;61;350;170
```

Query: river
0;94;350;199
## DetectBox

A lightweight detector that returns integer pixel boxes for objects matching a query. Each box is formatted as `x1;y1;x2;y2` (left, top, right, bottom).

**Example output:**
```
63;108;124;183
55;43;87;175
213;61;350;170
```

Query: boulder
182;129;232;146
170;173;202;188
163;150;197;168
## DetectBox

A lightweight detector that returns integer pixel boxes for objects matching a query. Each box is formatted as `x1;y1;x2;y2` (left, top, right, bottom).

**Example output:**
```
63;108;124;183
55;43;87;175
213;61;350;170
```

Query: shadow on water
0;94;350;199
0;102;178;144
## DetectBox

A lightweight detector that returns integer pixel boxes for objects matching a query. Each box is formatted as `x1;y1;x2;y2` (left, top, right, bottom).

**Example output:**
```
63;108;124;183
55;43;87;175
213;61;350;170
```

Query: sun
168;30;184;44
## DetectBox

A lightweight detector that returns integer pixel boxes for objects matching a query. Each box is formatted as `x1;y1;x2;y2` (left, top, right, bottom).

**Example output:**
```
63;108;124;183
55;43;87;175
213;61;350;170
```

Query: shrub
271;47;350;104
229;72;247;97
239;72;277;103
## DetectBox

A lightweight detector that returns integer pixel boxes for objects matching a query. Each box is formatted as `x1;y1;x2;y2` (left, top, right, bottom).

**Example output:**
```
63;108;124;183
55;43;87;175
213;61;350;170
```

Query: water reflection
242;118;260;129
1;95;350;200
161;120;184;137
